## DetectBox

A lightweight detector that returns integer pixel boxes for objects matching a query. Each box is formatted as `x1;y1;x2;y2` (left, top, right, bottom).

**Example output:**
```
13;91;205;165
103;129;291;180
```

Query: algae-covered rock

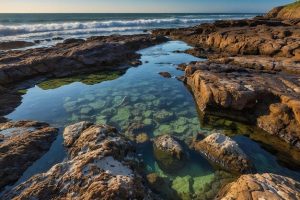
153;135;187;173
80;106;93;115
154;110;174;123
143;118;154;126
172;176;193;200
89;100;106;110
147;173;179;200
192;173;215;195
111;107;131;122
136;133;150;144
95;115;107;125
64;101;78;113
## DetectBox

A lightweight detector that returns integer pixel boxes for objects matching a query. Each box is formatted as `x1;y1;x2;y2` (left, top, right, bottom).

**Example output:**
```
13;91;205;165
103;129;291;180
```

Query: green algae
172;176;193;200
38;71;123;90
18;89;28;94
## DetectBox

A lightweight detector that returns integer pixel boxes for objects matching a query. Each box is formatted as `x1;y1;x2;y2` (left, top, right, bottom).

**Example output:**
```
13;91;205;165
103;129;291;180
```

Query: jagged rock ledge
0;121;58;190
0;34;167;87
216;173;300;200
1;121;156;199
182;60;300;150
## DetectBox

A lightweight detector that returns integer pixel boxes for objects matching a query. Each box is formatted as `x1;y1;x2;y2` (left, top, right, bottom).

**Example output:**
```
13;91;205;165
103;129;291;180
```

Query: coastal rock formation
265;2;300;20
0;34;167;86
0;121;58;190
153;134;187;172
0;41;35;51
216;173;300;200
192;133;254;174
184;61;300;149
2;122;154;199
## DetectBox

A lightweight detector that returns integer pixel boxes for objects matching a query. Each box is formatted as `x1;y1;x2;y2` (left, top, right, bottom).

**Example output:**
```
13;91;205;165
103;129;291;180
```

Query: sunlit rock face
2;122;155;200
216;173;300;200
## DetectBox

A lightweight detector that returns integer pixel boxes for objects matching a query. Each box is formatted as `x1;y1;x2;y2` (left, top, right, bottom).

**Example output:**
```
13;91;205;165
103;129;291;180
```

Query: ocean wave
0;18;220;36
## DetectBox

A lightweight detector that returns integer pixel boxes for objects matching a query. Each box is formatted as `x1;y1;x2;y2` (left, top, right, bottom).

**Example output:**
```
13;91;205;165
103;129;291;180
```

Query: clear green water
5;41;300;199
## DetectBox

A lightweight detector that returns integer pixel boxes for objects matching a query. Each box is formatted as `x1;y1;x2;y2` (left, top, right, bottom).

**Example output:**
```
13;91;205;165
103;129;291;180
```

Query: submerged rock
147;173;178;199
2;122;154;199
0;120;58;190
159;72;172;78
192;133;254;174
216;173;300;200
153;134;187;173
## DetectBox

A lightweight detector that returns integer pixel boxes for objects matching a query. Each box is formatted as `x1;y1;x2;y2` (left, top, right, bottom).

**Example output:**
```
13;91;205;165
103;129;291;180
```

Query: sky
0;0;294;13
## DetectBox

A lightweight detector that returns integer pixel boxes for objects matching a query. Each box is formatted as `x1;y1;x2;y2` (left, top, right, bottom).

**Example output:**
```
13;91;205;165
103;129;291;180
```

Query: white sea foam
0;18;222;37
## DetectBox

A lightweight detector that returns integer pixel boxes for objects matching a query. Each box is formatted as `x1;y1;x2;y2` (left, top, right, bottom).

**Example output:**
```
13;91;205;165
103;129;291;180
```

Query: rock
146;173;178;199
192;133;255;174
153;18;300;69
0;35;168;86
2;122;155;199
216;173;300;200
153;134;187;173
135;133;150;144
159;72;172;78
153;109;174;123
172;175;192;200
0;41;35;50
52;37;64;41
0;120;58;190
184;60;300;149
265;2;300;20
63;121;92;147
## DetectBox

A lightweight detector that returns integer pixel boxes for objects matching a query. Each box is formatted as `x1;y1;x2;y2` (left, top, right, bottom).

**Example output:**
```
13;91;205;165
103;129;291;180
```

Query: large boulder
0;121;58;190
2;122;154;199
153;134;187;173
192;133;254;174
216;173;300;200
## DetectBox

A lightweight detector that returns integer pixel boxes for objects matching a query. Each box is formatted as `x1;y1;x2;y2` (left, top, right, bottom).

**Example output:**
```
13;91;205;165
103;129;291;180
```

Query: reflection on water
5;41;300;199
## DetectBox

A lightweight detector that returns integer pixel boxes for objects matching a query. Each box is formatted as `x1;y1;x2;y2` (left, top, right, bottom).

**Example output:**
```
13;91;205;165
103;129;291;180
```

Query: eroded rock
2;122;154;199
216;173;300;200
153;134;187;173
0;120;58;190
184;61;300;149
192;133;254;174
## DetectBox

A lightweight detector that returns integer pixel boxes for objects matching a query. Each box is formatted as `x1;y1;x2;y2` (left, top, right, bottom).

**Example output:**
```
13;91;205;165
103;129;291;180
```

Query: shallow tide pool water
5;41;300;199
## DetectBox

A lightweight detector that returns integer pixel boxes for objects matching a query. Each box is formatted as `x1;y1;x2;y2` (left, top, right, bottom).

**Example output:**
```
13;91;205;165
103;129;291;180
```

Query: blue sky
0;0;294;13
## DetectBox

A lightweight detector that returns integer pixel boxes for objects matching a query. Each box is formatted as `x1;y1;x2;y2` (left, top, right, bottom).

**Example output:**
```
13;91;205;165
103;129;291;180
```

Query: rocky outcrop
153;18;300;73
192;133;254;174
153;134;187;173
0;34;167;86
216;173;300;200
184;61;300;149
0;41;35;51
265;2;300;20
0;121;58;190
2;122;154;199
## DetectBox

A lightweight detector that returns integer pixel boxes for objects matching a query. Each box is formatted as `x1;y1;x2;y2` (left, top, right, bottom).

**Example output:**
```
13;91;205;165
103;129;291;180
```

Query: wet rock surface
216;173;300;200
192;133;254;174
0;120;58;190
2;122;155;200
0;34;167;86
153;134;187;173
0;41;35;51
159;72;172;78
184;61;300;149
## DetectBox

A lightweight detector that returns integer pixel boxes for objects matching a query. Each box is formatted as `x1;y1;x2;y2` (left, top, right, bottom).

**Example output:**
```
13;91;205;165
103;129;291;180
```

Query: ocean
0;13;258;46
